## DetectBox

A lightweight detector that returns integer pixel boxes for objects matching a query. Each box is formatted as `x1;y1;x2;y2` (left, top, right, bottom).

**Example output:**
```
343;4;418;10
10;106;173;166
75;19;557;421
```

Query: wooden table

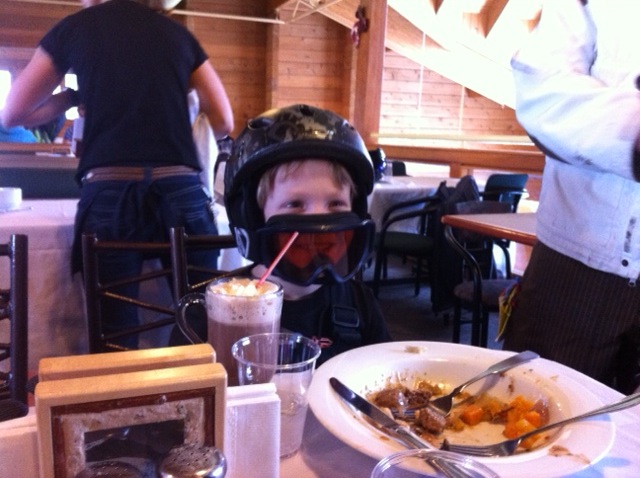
441;212;537;246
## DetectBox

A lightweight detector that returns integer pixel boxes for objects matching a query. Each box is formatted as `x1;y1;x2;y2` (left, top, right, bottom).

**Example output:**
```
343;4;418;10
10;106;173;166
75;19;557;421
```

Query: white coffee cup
0;187;22;211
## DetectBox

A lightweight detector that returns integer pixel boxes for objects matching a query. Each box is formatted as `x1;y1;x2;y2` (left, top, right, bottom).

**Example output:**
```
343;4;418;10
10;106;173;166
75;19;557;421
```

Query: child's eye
328;199;350;210
283;200;304;210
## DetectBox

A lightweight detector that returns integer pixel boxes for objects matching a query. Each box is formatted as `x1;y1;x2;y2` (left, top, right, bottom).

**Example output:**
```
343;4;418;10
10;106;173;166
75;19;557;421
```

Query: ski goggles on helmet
234;212;375;286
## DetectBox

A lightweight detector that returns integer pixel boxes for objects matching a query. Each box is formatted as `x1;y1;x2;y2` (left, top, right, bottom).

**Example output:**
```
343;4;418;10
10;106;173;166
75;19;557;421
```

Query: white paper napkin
224;383;281;478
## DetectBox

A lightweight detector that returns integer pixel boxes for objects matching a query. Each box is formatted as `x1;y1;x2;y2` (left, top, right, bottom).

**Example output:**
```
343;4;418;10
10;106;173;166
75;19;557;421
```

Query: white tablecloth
0;199;246;371
0;200;85;372
368;176;457;232
2;354;638;478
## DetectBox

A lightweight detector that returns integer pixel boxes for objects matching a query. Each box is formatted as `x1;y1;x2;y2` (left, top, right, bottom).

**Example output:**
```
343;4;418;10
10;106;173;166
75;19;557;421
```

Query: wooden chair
169;227;238;298
169;227;238;344
0;234;29;421
82;229;238;352
82;234;175;353
444;200;516;347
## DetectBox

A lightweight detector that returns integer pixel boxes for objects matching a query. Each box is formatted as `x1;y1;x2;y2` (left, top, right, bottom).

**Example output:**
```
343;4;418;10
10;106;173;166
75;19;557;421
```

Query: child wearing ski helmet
225;104;391;365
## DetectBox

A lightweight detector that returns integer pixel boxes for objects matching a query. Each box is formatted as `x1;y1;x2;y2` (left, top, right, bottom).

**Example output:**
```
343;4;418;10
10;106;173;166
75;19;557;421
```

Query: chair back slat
82;233;175;353
0;234;28;407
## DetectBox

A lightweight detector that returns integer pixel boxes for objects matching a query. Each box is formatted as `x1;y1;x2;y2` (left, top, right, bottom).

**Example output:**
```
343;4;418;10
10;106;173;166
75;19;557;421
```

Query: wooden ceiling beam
267;0;294;11
430;0;444;13
464;0;509;37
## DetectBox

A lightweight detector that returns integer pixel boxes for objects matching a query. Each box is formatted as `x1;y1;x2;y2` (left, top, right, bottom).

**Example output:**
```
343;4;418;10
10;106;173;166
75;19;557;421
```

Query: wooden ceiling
271;0;542;108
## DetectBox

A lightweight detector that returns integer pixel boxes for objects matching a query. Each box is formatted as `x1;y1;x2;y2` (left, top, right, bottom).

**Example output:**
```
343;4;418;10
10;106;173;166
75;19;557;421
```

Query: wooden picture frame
36;351;226;478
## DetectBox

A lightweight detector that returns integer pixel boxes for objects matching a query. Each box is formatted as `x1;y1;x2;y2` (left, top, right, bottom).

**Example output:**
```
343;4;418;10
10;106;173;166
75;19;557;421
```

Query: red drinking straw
257;231;299;286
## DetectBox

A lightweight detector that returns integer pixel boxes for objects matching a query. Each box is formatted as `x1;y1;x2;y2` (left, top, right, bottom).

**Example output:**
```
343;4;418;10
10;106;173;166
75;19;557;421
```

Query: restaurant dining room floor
361;256;503;350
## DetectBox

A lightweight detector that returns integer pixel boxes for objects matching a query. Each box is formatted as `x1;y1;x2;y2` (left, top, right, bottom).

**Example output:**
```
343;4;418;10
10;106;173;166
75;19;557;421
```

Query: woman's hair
256;160;356;210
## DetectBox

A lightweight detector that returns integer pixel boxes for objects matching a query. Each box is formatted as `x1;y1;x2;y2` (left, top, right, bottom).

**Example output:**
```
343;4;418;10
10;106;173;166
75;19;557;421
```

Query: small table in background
442;212;537;275
441;212;537;246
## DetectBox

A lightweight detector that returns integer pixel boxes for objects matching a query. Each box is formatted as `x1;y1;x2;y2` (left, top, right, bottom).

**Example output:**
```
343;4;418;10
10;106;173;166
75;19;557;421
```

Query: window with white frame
0;70;11;110
0;70;79;119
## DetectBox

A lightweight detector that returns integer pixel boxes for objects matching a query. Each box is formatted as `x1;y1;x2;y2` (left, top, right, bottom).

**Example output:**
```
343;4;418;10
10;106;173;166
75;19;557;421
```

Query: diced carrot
460;404;484;426
520;432;543;450
503;421;519;439
510;395;534;412
523;410;542;428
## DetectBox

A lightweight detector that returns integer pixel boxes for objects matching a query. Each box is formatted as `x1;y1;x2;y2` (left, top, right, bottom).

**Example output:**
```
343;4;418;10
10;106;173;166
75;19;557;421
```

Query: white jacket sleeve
511;0;640;181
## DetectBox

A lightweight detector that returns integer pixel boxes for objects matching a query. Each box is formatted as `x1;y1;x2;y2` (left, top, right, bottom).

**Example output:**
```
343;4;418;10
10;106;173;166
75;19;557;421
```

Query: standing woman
502;0;640;392
1;0;234;348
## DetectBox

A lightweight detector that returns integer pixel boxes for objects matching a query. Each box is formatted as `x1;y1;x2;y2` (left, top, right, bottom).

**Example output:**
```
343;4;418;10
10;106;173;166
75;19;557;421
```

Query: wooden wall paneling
185;0;269;134
381;144;544;178
269;3;350;116
0;3;78;48
266;21;279;110
342;29;357;121
0;2;78;74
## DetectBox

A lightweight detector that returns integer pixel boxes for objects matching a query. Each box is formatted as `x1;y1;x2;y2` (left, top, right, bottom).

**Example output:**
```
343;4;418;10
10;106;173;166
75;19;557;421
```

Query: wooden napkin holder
35;344;226;478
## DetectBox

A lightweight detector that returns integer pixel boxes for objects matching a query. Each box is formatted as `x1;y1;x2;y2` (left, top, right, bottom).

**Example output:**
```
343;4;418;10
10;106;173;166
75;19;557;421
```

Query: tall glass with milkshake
176;276;283;386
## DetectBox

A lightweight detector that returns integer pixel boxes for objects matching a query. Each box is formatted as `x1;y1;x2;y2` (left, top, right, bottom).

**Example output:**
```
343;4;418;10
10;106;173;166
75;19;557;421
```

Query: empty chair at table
481;173;528;212
444;200;516;347
389;160;408;177
0;234;29;421
372;194;441;297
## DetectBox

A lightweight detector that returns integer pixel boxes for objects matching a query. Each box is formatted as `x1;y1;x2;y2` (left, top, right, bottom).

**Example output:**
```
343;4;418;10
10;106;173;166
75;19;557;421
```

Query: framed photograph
36;361;226;478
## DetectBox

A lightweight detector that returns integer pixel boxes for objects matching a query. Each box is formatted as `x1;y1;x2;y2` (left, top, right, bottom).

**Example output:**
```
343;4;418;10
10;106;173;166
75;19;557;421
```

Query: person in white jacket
502;0;640;393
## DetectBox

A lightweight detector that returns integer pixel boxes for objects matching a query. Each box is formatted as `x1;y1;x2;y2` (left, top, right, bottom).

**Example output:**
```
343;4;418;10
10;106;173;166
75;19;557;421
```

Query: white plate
308;341;615;478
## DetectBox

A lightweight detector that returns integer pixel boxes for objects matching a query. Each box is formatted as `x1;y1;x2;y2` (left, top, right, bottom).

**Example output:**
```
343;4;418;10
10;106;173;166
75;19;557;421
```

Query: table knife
330;377;433;450
329;377;482;478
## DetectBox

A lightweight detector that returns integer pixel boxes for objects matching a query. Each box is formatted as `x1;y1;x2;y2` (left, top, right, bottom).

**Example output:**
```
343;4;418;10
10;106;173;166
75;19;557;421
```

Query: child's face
262;159;352;220
261;160;355;280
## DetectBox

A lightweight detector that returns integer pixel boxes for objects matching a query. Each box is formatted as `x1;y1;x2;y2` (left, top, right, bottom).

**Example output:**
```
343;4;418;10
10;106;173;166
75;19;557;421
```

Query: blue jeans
73;174;219;348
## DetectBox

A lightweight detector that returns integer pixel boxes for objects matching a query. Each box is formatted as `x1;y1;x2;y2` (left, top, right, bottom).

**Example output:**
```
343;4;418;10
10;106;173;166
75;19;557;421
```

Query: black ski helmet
224;104;374;233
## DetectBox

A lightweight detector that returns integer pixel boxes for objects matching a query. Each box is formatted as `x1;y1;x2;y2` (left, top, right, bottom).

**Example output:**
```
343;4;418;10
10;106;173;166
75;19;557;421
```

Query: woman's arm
1;47;72;129
512;0;640;180
190;61;234;140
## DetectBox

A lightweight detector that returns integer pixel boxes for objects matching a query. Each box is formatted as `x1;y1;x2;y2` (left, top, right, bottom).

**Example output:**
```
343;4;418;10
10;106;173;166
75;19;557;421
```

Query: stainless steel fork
441;392;640;457
393;350;539;419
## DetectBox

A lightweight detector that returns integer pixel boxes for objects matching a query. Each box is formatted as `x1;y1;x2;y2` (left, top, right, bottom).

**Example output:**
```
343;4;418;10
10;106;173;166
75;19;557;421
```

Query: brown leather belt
81;165;198;184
